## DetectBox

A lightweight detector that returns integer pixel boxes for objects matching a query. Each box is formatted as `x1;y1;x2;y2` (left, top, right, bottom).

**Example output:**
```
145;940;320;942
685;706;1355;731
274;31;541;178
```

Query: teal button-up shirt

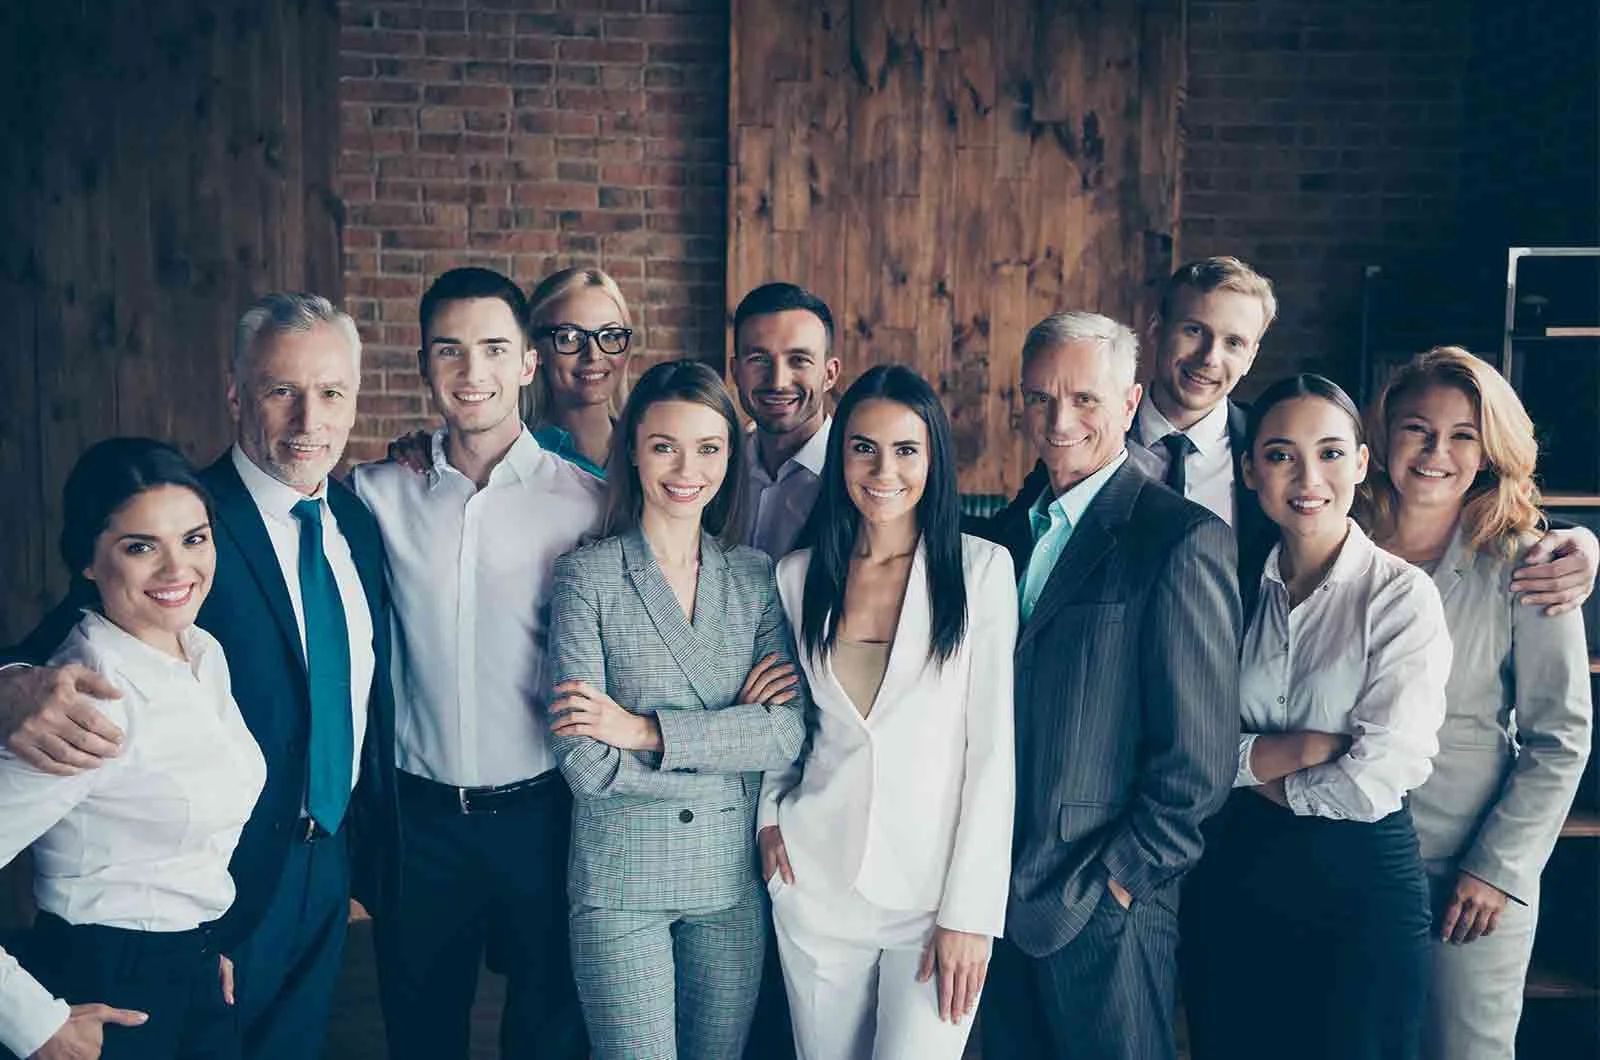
532;423;607;480
1019;449;1128;621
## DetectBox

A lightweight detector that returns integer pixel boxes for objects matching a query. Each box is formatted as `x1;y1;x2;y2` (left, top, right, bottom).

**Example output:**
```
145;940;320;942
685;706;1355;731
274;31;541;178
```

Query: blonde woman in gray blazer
547;361;807;1060
1363;347;1593;1060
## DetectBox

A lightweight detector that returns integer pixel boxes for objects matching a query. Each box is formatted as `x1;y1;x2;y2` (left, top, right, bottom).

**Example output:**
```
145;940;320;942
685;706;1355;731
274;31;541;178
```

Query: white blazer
759;533;1017;937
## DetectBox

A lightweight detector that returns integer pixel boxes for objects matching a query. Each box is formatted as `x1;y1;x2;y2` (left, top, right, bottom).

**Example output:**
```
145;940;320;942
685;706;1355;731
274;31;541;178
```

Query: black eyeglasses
537;324;633;356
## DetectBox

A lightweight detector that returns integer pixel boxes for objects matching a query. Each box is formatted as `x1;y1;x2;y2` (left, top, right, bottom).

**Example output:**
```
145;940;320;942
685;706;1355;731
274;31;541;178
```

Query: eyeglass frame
535;323;634;356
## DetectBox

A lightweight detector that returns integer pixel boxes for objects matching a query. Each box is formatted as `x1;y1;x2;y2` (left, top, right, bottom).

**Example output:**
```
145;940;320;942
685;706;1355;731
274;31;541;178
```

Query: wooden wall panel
729;0;1184;495
0;0;342;643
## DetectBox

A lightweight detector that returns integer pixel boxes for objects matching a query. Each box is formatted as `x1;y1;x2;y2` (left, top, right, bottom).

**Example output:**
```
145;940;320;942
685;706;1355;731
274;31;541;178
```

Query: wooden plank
950;144;995;491
1136;0;1183;319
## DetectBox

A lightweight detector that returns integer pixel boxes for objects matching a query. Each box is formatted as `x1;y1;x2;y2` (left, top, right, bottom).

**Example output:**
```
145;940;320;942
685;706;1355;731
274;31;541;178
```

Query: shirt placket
456;485;481;783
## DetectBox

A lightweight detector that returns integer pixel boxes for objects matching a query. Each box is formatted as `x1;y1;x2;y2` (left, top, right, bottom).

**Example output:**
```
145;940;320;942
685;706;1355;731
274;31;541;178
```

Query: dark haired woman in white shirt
0;438;264;1060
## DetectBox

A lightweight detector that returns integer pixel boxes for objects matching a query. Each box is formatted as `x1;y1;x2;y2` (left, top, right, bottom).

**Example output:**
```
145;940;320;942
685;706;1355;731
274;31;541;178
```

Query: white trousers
768;873;978;1060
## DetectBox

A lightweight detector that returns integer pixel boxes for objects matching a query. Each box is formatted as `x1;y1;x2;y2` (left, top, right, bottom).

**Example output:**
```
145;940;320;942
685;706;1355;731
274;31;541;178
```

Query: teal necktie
291;499;354;833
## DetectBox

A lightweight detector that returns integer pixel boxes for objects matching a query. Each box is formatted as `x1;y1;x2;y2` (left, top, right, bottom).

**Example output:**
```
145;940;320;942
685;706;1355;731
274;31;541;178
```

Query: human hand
916;927;991;1024
385;430;433;474
30;1003;147;1059
550;680;660;751
1107;876;1133;910
738;654;799;707
1440;871;1509;944
219;954;235;1006
3;664;124;776
1510;528;1597;615
758;825;794;885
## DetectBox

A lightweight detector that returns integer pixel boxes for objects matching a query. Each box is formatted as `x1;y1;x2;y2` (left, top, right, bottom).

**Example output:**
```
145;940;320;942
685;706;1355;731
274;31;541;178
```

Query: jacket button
679;809;694;823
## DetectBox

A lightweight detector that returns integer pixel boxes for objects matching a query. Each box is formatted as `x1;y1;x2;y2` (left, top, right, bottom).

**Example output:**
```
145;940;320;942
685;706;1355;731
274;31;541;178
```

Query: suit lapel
1431;524;1469;605
843;539;932;725
1017;460;1144;653
203;454;305;671
622;526;726;708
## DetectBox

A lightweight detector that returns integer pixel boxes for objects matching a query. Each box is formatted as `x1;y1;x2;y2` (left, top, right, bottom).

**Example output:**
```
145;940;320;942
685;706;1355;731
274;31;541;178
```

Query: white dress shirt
1236;520;1452;822
1132;396;1236;526
231;445;373;791
740;417;830;559
0;613;266;1059
351;428;605;788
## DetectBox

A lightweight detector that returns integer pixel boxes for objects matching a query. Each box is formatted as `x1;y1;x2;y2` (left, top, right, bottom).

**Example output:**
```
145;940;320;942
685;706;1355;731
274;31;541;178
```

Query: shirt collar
745;415;831;485
1134;395;1230;455
1263;518;1377;588
428;425;545;490
230;443;326;525
76;609;211;693
1029;448;1128;536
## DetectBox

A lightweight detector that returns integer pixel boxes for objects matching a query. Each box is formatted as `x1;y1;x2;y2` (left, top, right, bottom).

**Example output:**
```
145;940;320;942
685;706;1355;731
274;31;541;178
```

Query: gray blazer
548;526;807;911
983;455;1241;958
1409;528;1593;904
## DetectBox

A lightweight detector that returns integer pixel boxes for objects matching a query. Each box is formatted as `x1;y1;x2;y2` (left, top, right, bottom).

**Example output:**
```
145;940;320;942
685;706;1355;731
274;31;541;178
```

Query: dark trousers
375;773;586;1060
25;912;239;1060
981;888;1180;1060
742;890;796;1060
230;826;350;1060
1179;791;1432;1060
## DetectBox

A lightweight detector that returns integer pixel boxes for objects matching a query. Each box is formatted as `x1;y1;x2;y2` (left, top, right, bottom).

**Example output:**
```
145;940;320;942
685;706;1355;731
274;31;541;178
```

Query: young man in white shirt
349;267;597;1060
728;283;841;560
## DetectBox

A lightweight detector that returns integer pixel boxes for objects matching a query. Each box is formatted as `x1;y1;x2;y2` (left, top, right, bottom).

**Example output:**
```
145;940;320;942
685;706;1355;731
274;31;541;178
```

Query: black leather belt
397;769;563;815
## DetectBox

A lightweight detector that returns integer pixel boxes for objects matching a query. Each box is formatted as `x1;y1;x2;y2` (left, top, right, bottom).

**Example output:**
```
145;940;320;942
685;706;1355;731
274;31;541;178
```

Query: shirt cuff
0;662;32;674
1234;733;1261;787
0;982;71;1059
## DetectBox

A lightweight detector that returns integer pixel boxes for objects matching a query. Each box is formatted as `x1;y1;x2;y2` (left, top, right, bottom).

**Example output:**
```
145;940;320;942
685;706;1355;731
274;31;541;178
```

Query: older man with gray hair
976;311;1240;1060
1;292;398;1060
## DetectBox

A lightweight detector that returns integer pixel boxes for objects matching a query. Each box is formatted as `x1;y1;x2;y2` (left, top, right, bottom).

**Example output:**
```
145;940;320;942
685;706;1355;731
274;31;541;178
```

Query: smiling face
535;286;630;411
422;297;536;440
1385;383;1484;516
1244;396;1369;543
84;485;216;656
732;309;840;438
631;399;732;527
1150;286;1267;428
842;398;930;532
228;322;359;494
1021;338;1141;494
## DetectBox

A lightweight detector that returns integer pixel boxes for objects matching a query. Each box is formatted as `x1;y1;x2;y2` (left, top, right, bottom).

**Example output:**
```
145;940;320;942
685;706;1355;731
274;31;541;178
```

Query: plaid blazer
548;526;808;911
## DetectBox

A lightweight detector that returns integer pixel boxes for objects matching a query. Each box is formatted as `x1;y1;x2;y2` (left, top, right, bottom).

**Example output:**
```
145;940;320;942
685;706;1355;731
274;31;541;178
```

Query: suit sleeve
1099;516;1241;902
936;546;1018;937
547;554;744;801
1459;571;1592;903
758;555;810;832
656;565;808;774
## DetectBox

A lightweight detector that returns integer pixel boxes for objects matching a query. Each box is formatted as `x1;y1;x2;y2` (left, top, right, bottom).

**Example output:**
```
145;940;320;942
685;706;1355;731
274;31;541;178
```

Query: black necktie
1161;431;1197;497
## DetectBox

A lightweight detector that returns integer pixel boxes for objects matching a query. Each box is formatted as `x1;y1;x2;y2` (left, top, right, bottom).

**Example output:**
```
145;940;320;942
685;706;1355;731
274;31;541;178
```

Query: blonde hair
1156;256;1278;340
522;267;634;425
1361;346;1543;556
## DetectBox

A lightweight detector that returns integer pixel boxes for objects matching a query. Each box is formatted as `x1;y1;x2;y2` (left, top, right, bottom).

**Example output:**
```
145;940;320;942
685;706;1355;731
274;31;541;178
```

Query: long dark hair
603;359;744;543
60;437;216;606
800;365;968;665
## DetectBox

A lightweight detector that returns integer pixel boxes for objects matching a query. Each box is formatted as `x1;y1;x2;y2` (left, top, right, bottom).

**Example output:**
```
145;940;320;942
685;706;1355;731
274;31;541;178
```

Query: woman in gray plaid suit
546;360;808;1060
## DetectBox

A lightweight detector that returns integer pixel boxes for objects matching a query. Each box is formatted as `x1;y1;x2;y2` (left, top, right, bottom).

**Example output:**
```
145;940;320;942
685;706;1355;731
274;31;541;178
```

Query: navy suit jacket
17;453;399;949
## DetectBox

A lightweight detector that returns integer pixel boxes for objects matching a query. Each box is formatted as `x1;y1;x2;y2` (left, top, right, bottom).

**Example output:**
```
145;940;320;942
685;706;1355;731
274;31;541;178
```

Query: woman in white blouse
1179;375;1452;1060
1364;348;1591;1060
0;439;265;1060
758;365;1016;1060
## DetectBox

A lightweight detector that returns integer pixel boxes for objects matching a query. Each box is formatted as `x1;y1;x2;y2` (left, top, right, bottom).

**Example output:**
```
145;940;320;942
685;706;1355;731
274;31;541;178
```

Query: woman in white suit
758;365;1017;1060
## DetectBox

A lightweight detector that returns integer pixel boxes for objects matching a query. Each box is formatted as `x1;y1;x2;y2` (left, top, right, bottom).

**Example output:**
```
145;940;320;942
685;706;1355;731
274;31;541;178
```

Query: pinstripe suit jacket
547;526;808;911
983;454;1241;959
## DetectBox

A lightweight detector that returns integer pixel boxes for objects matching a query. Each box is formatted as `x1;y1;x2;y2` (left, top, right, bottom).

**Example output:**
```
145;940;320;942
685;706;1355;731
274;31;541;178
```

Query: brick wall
1180;0;1471;393
338;0;728;462
338;0;1490;450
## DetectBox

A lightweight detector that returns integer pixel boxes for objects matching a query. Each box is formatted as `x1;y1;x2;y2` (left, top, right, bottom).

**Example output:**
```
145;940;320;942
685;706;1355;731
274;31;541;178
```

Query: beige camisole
834;637;891;719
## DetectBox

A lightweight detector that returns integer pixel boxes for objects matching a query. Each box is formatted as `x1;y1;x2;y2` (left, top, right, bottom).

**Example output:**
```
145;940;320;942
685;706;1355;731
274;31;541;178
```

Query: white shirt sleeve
0;945;71;1059
1234;732;1261;788
1284;571;1451;822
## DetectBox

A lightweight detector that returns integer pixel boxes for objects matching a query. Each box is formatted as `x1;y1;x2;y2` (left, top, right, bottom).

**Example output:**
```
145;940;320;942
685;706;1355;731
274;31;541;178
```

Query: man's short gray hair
1020;311;1139;392
232;292;362;379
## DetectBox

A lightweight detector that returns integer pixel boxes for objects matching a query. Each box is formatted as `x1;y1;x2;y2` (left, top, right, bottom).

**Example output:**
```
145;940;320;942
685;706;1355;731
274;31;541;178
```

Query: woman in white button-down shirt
0;439;265;1060
1180;376;1452;1060
1364;348;1591;1060
757;366;1016;1060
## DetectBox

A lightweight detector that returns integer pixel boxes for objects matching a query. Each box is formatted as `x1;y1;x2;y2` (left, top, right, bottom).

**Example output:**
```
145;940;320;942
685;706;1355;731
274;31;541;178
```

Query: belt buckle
457;786;471;815
302;817;318;843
